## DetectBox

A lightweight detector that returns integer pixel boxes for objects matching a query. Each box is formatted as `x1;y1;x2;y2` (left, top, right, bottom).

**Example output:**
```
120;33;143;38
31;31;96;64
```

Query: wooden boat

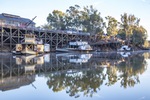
13;34;50;55
56;41;94;53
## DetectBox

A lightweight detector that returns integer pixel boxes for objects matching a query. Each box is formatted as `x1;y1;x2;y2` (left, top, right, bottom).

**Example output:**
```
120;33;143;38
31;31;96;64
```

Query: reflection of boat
56;41;93;53
14;54;45;74
15;55;37;64
56;53;92;64
118;52;131;57
13;34;50;55
69;54;92;63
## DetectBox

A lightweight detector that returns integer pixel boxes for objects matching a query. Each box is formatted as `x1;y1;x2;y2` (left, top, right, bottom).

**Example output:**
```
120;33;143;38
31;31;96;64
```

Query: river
0;51;150;100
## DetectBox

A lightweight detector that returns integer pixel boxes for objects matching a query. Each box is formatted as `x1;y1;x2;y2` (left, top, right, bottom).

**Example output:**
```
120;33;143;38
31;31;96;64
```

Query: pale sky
0;0;150;39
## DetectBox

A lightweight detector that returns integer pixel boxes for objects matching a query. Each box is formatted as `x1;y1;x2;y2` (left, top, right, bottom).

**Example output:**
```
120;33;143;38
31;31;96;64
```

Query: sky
0;0;150;39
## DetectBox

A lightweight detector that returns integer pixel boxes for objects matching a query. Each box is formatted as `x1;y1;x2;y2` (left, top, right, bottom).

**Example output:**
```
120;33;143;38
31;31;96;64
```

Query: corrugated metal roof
0;13;35;24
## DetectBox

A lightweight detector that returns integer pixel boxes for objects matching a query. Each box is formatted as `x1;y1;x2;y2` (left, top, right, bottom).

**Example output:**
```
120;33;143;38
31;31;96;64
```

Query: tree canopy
44;5;147;47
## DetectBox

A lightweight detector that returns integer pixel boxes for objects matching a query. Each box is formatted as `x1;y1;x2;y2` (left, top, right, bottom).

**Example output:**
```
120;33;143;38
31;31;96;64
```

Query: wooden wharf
0;26;98;52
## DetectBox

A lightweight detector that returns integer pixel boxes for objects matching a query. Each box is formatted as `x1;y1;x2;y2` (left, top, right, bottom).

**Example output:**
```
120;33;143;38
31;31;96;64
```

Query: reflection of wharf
0;54;36;91
1;51;143;81
0;52;144;91
0;53;123;79
0;75;35;91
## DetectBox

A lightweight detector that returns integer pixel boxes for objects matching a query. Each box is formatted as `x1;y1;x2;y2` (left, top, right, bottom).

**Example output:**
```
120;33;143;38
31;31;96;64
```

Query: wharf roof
0;13;35;24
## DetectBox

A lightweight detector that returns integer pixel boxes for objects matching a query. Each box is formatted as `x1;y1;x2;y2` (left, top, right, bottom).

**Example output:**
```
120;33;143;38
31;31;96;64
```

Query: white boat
118;45;131;51
56;41;93;53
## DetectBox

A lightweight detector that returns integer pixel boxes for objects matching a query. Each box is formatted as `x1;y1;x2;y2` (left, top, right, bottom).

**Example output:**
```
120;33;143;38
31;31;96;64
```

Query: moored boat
13;34;50;55
117;45;132;52
56;40;94;53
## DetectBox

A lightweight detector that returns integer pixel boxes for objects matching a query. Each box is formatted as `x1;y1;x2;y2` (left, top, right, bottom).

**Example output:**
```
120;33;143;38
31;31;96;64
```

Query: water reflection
56;53;92;64
0;52;148;98
15;55;44;73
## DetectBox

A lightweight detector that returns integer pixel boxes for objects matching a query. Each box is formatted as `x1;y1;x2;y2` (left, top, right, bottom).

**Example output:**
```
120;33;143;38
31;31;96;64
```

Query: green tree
105;16;118;37
47;10;66;30
131;26;147;47
118;29;126;40
81;5;105;35
66;5;81;30
120;13;140;45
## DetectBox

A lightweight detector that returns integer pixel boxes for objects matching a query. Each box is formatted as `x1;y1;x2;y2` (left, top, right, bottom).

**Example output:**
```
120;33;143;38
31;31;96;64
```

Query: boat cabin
15;34;44;55
68;41;93;51
24;34;36;44
118;45;131;51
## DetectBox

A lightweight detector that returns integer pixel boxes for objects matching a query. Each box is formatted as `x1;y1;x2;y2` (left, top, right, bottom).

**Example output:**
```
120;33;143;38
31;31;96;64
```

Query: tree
131;25;147;47
105;16;118;37
81;5;105;35
118;29;126;40
47;10;66;30
66;5;81;30
120;13;140;45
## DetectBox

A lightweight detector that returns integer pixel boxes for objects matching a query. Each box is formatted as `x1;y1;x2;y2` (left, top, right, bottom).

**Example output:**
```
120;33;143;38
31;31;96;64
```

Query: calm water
0;51;150;100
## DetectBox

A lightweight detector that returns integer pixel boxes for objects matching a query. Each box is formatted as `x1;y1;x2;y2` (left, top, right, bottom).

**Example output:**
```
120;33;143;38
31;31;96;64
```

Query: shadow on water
0;51;149;98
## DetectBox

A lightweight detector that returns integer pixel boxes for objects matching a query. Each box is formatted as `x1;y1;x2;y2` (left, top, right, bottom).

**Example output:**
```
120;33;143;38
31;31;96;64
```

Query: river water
0;51;150;100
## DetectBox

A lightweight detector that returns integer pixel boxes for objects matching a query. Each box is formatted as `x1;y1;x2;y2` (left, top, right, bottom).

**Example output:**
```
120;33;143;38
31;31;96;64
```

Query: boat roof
21;42;37;45
69;41;88;45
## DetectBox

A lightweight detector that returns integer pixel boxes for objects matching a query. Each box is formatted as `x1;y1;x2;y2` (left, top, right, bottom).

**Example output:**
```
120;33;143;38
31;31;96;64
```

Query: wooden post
1;27;3;52
10;27;12;51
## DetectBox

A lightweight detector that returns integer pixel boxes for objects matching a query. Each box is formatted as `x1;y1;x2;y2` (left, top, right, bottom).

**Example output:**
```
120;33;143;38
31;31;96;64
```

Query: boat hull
56;48;94;53
21;50;37;55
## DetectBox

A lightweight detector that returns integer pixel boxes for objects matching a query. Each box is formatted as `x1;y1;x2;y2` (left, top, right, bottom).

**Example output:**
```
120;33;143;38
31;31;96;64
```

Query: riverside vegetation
40;5;149;50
